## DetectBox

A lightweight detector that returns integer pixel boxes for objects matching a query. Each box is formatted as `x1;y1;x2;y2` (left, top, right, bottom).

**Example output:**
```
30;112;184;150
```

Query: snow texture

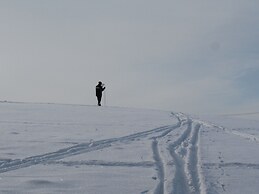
0;102;258;194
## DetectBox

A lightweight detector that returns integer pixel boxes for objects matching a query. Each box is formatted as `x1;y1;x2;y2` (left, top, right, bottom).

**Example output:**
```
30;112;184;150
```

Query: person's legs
97;95;102;106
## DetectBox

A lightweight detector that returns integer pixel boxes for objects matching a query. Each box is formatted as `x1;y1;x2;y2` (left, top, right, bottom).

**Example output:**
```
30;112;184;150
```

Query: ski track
0;123;179;174
169;115;193;194
187;123;201;194
144;112;205;194
152;139;165;194
195;119;259;144
0;112;208;194
47;160;155;168
226;129;259;143
203;162;259;169
166;113;204;194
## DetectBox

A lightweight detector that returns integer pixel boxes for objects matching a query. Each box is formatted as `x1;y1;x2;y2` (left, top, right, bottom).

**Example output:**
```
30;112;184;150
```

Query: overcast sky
0;0;258;114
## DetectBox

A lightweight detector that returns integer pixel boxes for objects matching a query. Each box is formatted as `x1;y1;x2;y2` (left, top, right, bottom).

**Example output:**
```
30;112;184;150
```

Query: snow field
0;102;259;194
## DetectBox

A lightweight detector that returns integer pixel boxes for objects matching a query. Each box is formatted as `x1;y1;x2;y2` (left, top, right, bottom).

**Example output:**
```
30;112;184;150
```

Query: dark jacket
96;83;105;97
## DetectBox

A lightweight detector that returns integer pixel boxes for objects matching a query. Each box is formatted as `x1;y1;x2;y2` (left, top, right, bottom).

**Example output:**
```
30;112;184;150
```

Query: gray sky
0;0;259;114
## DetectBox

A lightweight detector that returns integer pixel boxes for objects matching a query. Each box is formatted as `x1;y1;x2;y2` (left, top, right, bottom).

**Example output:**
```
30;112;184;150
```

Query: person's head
98;81;102;85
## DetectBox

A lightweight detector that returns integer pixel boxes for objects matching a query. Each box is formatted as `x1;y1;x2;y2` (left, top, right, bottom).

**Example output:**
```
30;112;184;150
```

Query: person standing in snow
96;81;106;106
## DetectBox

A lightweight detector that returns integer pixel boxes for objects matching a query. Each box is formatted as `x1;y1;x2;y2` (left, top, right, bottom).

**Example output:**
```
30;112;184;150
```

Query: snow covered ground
0;102;258;194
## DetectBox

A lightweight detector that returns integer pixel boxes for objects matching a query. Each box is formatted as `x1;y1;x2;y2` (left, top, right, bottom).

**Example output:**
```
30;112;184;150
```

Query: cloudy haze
0;0;258;113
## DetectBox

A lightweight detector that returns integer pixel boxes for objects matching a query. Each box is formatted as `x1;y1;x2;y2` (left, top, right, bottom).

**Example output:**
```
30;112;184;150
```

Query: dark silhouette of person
96;81;106;106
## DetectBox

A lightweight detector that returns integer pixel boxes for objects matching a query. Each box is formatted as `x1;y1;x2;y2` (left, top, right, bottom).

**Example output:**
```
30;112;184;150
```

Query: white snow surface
0;102;258;194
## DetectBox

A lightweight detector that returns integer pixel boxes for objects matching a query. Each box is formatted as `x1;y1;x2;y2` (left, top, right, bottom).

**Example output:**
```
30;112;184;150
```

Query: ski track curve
0;122;180;174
